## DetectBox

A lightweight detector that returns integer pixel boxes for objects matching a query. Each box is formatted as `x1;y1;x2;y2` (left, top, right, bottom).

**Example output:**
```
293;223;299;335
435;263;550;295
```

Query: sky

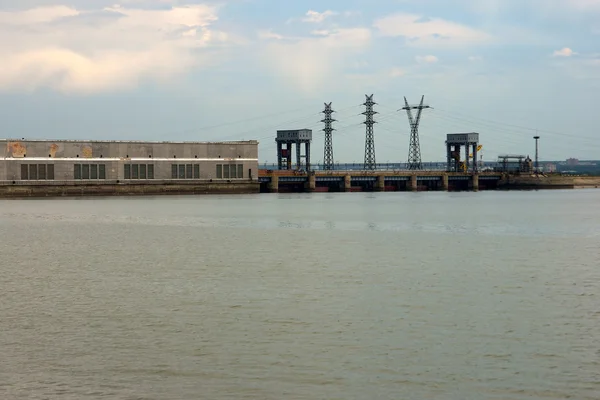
0;0;599;163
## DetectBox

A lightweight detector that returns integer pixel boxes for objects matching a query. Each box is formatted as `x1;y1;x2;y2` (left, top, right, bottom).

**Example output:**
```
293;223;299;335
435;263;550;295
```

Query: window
216;164;244;179
20;164;55;180
168;164;201;179
75;164;106;180
124;164;131;179
147;164;154;179
124;164;154;179
90;164;98;179
29;164;38;180
21;164;28;180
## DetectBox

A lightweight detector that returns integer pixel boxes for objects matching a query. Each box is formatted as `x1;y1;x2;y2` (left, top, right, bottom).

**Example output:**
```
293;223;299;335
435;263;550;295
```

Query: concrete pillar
376;175;385;191
472;174;479;191
296;141;301;170
277;141;283;170
305;142;311;172
268;175;279;193
286;143;292;170
446;142;452;171
410;174;418;191
306;173;316;192
344;174;351;192
441;173;449;191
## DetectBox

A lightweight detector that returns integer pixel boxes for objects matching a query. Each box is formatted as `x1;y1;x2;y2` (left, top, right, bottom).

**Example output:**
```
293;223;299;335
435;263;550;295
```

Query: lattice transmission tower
322;102;336;170
402;95;431;170
362;94;377;170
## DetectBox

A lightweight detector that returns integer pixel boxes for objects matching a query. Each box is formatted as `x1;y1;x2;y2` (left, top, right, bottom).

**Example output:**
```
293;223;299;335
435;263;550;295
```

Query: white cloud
303;10;337;23
389;67;406;77
0;5;79;24
0;4;231;93
416;55;439;64
261;28;371;92
553;47;577;57
374;13;491;47
258;29;284;40
566;0;600;10
468;55;483;61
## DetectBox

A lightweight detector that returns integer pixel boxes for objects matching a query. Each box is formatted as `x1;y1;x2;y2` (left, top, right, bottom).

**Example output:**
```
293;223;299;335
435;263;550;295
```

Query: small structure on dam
496;155;533;174
276;129;312;171
446;133;480;173
0;139;259;197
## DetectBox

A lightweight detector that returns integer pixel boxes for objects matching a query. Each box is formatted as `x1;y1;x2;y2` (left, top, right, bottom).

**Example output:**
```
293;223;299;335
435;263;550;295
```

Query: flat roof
0;139;258;145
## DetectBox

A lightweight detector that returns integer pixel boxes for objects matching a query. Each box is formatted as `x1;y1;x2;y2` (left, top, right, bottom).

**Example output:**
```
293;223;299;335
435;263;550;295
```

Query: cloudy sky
0;0;599;163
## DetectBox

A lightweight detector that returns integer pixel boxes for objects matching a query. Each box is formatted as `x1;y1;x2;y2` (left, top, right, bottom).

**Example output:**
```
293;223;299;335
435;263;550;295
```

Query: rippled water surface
1;190;600;399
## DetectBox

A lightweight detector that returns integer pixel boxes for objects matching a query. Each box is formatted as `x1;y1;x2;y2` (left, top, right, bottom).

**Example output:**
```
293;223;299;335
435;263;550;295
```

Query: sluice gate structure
259;170;502;193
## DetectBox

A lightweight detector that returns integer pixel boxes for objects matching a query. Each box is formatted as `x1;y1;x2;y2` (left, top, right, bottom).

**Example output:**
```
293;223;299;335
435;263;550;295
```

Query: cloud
302;10;337;23
389;67;406;77
416;55;439;64
258;29;284;40
0;5;79;24
566;0;600;10
553;47;577;57
261;28;371;92
468;55;483;61
374;13;491;47
0;3;231;93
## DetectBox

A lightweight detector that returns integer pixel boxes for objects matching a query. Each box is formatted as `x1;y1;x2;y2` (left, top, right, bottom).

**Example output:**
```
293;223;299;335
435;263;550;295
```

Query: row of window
74;164;107;180
216;164;244;179
171;164;201;179
18;163;249;180
21;164;55;180
124;164;155;180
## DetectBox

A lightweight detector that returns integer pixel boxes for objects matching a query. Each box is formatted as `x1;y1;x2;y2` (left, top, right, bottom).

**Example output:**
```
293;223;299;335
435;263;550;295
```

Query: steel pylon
402;95;430;170
363;94;377;170
322;102;335;170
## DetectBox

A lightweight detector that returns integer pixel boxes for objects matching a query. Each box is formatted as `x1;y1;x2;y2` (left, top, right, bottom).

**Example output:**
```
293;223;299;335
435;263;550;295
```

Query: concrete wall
0;181;259;198
498;174;600;189
1;139;259;183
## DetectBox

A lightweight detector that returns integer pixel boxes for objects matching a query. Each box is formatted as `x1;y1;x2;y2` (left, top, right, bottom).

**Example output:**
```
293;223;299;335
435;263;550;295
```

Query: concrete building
0;139;259;197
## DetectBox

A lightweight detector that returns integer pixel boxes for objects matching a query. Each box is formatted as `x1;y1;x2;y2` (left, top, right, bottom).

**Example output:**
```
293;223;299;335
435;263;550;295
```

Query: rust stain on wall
82;146;93;158
7;142;27;158
49;143;59;157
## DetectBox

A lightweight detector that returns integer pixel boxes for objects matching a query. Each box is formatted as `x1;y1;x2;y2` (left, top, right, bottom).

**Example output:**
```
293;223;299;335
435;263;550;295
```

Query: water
1;191;599;399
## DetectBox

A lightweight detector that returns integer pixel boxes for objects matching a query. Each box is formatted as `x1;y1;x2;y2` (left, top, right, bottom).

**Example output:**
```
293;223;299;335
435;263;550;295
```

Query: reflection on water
1;190;600;400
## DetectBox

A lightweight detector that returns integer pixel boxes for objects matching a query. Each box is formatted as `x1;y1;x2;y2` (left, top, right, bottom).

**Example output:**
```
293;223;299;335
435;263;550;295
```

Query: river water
1;190;599;400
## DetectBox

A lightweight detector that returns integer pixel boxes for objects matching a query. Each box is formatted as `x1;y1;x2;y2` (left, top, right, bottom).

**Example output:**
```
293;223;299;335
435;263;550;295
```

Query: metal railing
259;162;499;171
